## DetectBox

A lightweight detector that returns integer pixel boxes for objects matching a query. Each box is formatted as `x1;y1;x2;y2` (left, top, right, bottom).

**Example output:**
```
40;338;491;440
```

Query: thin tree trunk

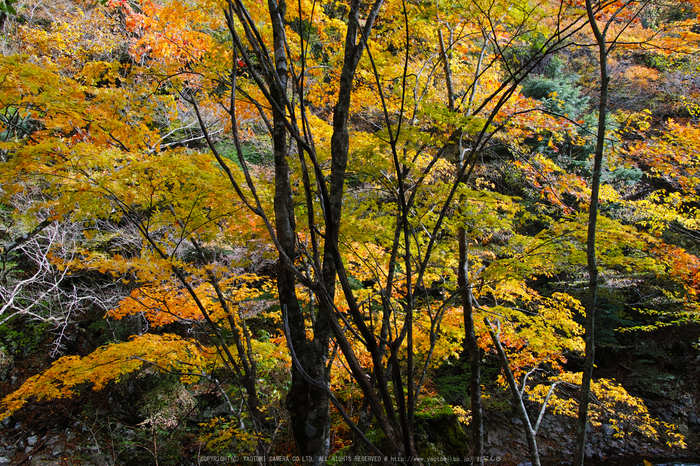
440;27;484;462
459;227;483;463
485;318;541;466
575;0;609;463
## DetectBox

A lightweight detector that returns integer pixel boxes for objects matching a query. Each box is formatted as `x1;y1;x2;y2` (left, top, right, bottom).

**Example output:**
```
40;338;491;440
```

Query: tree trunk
459;227;483;464
441;26;483;462
266;1;331;462
485;318;541;466
575;1;609;464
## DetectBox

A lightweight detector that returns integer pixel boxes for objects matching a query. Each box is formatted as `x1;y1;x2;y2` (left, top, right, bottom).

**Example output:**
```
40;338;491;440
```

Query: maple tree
0;0;699;463
205;0;606;462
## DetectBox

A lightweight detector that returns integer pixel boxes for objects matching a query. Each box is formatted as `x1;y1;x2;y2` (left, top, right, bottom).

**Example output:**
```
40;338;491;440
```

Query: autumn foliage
0;0;699;463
